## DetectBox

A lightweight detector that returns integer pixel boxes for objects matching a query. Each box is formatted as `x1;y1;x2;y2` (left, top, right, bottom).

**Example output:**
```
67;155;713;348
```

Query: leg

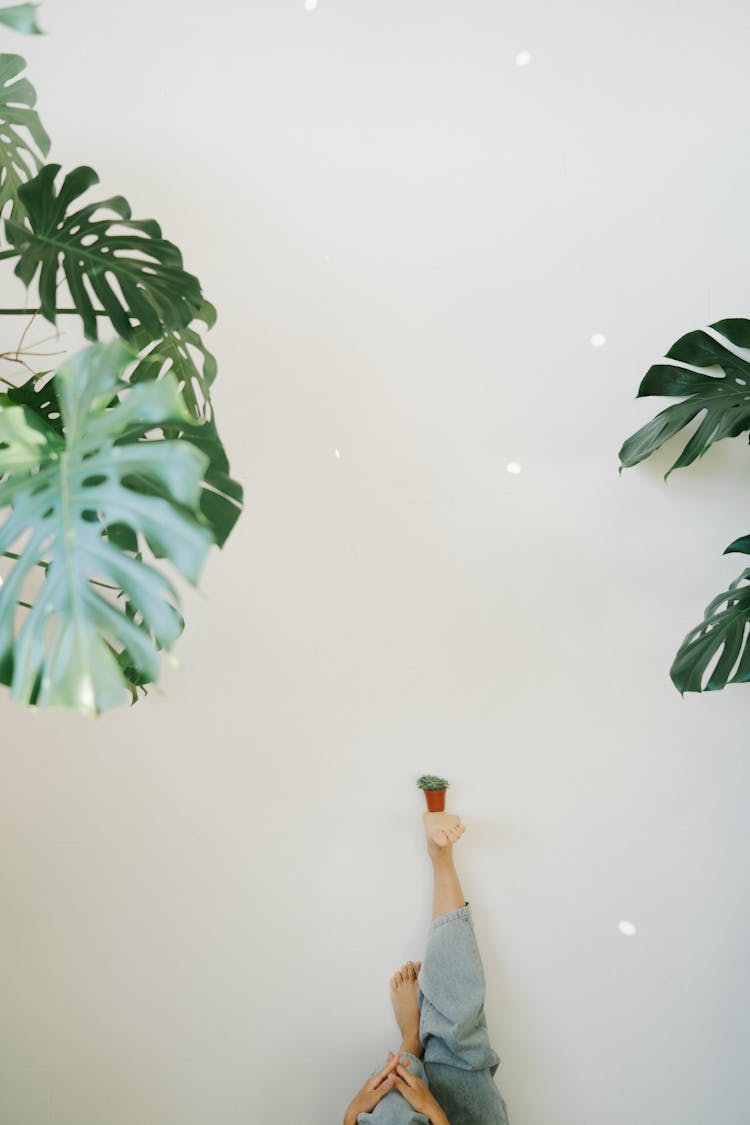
424;812;467;921
356;958;431;1123
390;961;423;1059
418;813;510;1125
359;807;510;1125
384;812;467;1066
419;813;497;1072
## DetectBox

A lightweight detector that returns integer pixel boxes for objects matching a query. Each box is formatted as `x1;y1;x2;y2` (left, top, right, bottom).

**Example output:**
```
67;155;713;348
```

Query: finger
373;1074;395;1101
392;1076;415;1105
395;1064;417;1087
372;1054;400;1085
368;1074;396;1106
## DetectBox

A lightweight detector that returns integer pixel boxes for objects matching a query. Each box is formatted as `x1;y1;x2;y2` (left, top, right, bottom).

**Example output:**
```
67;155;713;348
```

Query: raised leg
357;802;509;1125
423;812;467;921
418;811;510;1125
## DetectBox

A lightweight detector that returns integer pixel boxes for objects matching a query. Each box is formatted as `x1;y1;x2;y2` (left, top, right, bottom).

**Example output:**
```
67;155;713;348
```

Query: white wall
1;2;749;1123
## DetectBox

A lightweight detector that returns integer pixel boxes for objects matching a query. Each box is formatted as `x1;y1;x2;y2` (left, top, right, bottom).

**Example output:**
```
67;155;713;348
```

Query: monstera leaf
0;4;41;34
122;302;242;544
0;339;216;713
162;413;243;548
621;318;750;693
129;300;218;420
0;54;50;222
670;538;750;693
619;319;750;478
4;164;203;343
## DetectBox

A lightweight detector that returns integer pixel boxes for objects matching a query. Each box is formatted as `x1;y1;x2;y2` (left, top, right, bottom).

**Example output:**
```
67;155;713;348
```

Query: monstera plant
0;6;242;713
620;320;750;694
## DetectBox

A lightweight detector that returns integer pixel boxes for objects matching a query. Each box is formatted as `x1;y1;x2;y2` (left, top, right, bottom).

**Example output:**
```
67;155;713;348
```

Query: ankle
399;1036;424;1059
430;851;456;873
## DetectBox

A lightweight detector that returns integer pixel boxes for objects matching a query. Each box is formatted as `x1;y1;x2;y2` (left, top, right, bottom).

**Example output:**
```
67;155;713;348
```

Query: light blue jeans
358;905;510;1125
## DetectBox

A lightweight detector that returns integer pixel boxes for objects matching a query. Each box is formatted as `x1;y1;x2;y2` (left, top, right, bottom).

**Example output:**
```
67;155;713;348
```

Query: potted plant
417;775;449;812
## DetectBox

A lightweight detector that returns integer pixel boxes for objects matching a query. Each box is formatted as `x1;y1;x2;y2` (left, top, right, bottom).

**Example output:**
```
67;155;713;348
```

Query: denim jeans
358;905;510;1125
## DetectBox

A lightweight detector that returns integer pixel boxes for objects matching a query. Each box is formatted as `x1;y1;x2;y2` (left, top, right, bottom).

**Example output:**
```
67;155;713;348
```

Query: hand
343;1053;399;1124
392;1064;450;1125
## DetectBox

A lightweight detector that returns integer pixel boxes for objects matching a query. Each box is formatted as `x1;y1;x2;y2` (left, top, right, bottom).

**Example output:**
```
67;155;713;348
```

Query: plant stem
0;249;19;262
1;551;120;592
0;308;109;316
2;550;47;567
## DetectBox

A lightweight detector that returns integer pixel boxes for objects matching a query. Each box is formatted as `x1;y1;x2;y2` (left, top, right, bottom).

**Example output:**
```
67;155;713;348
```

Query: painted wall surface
1;2;749;1123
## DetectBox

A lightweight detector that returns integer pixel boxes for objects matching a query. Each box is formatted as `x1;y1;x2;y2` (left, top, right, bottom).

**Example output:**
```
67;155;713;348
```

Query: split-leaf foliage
620;320;750;694
0;12;242;713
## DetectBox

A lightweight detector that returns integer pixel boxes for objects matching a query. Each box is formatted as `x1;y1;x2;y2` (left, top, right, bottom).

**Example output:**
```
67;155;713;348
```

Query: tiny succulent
417;774;449;791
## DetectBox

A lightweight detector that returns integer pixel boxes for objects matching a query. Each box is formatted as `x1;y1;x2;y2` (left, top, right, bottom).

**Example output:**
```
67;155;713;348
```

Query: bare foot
423;812;465;858
390;961;423;1058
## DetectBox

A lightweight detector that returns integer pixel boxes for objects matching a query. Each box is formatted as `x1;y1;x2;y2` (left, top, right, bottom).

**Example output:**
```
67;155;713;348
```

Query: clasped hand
344;1051;449;1125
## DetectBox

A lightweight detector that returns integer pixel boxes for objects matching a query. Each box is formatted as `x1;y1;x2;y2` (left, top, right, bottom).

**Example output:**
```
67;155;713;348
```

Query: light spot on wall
334;448;341;460
590;333;607;348
515;51;533;68
304;0;319;10
618;920;637;936
506;461;522;474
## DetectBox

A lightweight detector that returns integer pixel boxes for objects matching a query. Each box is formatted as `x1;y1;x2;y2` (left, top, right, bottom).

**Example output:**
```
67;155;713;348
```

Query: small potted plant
417;775;449;812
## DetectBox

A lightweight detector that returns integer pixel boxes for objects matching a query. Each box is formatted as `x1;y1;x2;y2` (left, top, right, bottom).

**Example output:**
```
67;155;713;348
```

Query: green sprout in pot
417;775;449;791
417;775;449;811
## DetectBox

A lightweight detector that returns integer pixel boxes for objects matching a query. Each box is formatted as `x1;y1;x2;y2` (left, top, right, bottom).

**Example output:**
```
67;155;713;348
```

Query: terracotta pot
424;788;447;812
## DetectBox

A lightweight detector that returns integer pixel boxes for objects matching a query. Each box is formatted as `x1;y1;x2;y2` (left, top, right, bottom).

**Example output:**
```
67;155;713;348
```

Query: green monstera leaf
670;537;750;694
163;413;243;548
619;319;750;478
4;319;242;552
0;4;42;34
4;164;204;343
129;300;218;421
0;338;216;713
0;54;50;222
122;301;242;545
621;318;750;694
